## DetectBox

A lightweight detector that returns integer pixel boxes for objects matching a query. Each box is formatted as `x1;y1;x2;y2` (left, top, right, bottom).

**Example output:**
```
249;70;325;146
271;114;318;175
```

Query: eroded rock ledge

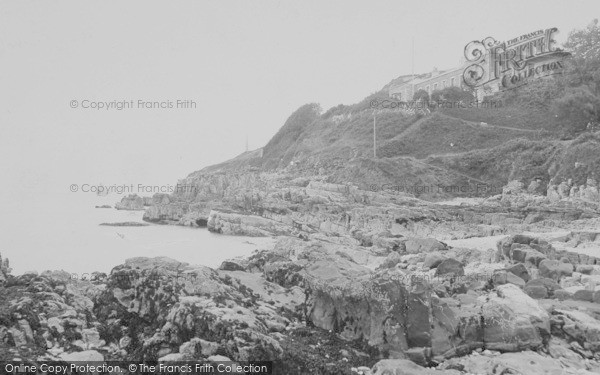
2;229;600;373
142;173;600;242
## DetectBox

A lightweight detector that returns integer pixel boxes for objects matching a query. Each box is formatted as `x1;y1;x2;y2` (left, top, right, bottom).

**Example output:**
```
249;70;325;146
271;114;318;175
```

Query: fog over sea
1;189;274;276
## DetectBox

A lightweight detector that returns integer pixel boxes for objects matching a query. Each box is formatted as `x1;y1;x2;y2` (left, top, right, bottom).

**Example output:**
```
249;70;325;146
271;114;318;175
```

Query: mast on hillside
412;37;415;99
373;112;377;158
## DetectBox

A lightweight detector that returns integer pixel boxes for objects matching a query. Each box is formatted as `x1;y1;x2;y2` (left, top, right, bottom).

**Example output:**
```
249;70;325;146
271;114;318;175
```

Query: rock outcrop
115;194;146;210
548;178;600;204
140;172;600;240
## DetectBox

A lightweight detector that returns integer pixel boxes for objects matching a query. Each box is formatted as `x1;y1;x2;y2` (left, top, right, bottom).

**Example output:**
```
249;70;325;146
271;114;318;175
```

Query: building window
451;77;455;86
434;83;438;91
426;85;430;94
443;80;446;88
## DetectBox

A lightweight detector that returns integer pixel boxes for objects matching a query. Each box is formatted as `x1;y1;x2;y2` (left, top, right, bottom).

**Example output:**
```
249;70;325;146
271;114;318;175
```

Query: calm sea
1;191;274;276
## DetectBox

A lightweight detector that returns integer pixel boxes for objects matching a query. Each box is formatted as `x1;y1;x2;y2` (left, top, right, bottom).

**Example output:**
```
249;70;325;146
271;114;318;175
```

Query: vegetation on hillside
378;113;544;159
427;139;561;193
483;20;600;137
198;20;600;200
552;132;600;185
430;86;474;103
262;103;322;170
260;92;422;171
439;105;564;133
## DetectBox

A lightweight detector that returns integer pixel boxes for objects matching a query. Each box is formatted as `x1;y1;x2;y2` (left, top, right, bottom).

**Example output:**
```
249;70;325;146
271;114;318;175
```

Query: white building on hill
388;65;468;101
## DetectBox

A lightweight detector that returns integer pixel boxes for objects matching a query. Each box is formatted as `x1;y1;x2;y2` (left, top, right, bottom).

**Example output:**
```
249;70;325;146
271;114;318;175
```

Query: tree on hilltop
554;19;600;133
413;89;429;104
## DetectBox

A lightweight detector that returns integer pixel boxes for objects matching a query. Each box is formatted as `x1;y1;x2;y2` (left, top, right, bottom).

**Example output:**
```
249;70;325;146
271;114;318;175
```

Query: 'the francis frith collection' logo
463;27;571;90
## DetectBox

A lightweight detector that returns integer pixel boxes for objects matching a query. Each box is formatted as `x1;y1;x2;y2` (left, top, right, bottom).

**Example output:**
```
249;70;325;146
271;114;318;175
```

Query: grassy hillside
378;112;545;159
193;77;599;200
188;21;600;199
259;91;422;170
439;105;565;133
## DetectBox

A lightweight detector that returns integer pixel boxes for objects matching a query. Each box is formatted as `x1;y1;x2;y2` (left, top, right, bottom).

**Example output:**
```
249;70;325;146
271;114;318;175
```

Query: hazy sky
1;0;598;201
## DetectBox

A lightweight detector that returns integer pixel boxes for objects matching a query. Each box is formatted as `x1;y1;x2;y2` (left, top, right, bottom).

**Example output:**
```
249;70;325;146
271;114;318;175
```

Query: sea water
1;191;274;275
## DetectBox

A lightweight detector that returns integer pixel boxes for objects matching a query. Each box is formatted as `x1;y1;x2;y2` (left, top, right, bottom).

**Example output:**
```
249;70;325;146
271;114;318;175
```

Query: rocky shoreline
2;174;600;374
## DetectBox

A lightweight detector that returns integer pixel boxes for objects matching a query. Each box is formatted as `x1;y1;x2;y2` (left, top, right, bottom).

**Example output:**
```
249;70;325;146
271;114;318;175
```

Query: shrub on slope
427;139;561;192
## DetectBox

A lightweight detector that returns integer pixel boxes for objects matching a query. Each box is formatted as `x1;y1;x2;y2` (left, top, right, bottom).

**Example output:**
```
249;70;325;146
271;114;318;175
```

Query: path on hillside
385;111;560;160
422;138;572;160
437;112;551;134
378;110;566;187
386;111;551;152
395;111;550;140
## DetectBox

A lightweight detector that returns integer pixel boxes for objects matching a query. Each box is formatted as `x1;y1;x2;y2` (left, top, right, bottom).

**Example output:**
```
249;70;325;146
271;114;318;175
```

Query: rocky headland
3;169;600;374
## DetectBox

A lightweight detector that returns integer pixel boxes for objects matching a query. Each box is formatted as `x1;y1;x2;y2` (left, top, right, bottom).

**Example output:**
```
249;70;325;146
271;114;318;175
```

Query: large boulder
434;259;464;277
423;252;446;269
539;260;574;281
524;284;548;299
492;270;526;288
306;266;410;354
552;309;600;351
115;194;145;210
431;284;551;359
480;284;550;352
524;278;561;299
511;247;547;267
576;265;596;275
573;289;594;302
506;263;530;282
329;280;552;360
207;209;296;236
405;238;447;254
